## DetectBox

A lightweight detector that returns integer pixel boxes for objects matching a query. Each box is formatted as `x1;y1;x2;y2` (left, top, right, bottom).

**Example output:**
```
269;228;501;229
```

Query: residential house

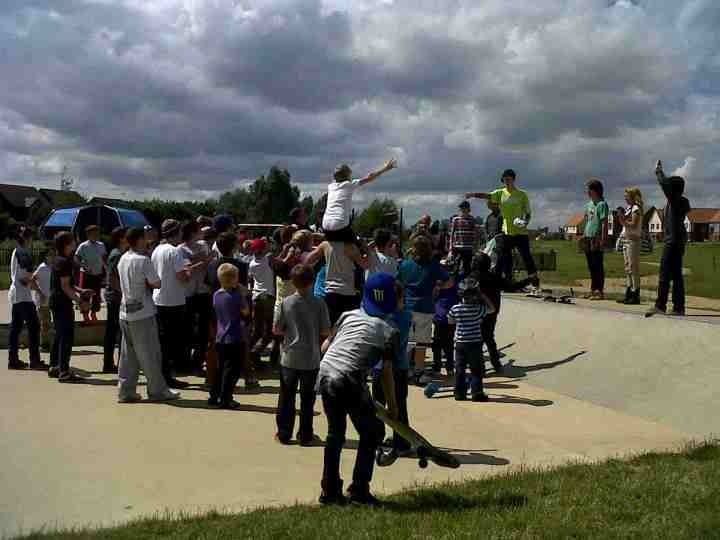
644;206;720;242
0;183;44;223
563;212;585;240
39;188;86;210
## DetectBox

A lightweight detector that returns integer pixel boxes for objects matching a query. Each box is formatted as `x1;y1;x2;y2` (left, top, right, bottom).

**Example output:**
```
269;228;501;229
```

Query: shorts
410;312;433;346
323;225;358;244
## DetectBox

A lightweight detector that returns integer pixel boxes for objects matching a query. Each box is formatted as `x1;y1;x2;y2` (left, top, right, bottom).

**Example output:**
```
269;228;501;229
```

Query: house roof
687;208;720;224
565;212;585;227
39;188;85;208
0;183;43;209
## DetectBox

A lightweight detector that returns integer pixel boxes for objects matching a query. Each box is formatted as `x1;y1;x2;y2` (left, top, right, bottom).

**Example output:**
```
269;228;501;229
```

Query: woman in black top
49;232;89;382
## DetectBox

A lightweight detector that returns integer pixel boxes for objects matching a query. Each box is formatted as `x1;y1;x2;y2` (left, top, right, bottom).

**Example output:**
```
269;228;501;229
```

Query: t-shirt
434;283;459;324
397;258;449;314
366;250;398;279
180;241;211;297
213;288;248;345
151;243;188;307
448;302;488;344
324;242;357;296
75;240;107;276
248;255;276;299
314;265;327;299
104;248;123;304
9;247;34;305
485;212;503;240
449;214;477;251
118;250;159;322
489;188;531;236
32;262;52;308
584;200;609;238
206;256;249;293
622;204;642;240
319;309;400;384
274;292;331;371
50;255;75;310
322;179;362;231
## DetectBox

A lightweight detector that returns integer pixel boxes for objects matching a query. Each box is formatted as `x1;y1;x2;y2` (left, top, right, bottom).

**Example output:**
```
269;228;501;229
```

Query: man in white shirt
75;225;107;322
32;250;53;352
321;159;397;243
117;227;180;403
7;226;44;370
151;219;192;389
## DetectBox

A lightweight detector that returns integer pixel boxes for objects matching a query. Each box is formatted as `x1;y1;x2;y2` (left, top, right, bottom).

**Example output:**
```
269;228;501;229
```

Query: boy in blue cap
318;273;400;506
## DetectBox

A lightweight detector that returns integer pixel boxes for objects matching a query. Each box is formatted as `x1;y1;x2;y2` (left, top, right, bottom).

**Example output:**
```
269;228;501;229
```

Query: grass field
15;442;720;540
534;240;720;299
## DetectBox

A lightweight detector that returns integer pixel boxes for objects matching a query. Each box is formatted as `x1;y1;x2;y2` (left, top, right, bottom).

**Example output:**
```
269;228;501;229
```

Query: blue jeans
50;303;75;376
276;367;318;441
8;301;40;365
454;341;485;398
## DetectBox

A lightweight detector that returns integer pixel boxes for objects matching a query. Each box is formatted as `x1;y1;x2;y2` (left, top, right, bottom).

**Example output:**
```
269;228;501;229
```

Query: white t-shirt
248;255;276;299
75;240;107;275
322;179;362;231
32;262;52;308
622;204;643;240
366;249;398;278
180;241;211;297
151;243;188;307
119;250;160;322
8;247;33;305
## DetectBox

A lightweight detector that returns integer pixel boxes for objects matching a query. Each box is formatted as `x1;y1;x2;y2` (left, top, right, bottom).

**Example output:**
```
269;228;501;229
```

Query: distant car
41;205;150;242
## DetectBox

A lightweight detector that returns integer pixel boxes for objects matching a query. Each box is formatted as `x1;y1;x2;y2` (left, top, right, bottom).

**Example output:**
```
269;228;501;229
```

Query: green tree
353;199;399;238
247;167;300;223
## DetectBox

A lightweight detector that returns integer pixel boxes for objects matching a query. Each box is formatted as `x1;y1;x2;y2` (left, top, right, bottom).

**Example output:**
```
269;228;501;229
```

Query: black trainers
454;394;467;401
376;447;398;467
298;434;323;447
29;361;49;371
472;392;490;402
8;359;28;370
319;480;347;506
167;378;190;389
58;372;83;383
48;366;60;378
667;310;686;317
347;486;382;507
102;364;118;374
220;400;241;410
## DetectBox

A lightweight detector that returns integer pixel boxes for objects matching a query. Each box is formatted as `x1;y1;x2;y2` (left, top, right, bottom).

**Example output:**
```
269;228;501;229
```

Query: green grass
535;240;720;299
16;442;720;540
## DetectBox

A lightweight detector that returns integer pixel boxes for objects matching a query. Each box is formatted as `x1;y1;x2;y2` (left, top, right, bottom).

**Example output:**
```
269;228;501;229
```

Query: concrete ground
1;296;719;538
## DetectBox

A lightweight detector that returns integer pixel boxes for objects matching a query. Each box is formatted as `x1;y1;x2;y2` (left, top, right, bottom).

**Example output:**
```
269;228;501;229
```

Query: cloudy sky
1;0;718;227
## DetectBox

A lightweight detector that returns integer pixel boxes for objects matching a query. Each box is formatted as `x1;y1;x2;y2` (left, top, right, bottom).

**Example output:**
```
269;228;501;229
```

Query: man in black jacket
646;161;691;317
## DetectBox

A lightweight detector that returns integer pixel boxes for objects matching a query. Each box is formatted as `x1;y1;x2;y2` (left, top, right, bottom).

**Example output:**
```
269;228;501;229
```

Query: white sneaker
150;389;181;402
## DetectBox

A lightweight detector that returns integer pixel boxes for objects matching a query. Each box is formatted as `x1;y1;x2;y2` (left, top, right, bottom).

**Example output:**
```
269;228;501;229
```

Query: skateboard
373;401;460;469
526;288;575;304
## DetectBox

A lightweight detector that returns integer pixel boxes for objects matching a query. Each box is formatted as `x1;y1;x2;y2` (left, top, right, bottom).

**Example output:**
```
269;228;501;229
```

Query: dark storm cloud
0;0;718;225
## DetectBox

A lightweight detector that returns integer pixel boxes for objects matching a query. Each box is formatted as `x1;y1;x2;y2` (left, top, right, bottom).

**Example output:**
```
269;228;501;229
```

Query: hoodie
658;175;691;245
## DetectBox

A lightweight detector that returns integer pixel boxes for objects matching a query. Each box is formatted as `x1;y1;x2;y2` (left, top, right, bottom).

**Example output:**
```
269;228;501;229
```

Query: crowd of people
6;159;690;505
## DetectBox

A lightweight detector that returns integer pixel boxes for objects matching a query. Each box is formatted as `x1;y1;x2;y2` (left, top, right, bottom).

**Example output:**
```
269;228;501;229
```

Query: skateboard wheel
419;458;428;469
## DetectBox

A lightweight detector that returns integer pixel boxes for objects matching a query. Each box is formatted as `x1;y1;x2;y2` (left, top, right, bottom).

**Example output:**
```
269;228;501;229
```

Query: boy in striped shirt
447;278;496;402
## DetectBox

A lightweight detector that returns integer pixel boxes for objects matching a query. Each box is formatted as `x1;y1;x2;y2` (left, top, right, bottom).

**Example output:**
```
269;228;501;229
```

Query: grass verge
16;442;720;540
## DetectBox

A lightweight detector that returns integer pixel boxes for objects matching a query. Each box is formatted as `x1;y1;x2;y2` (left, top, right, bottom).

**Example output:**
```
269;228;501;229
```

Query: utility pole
60;166;75;192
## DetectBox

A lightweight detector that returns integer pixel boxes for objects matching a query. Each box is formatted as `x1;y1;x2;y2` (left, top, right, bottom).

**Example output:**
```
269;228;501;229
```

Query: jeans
212;343;248;405
276;367;319;441
431;321;454;372
186;293;212;370
118;317;170;400
250;294;279;365
657;243;685;312
371;369;410;451
8;301;40;365
481;312;503;370
324;293;360;326
454;341;485;398
498;234;537;279
103;300;121;368
584;243;605;293
454;248;474;276
320;377;383;495
50;303;75;376
156;304;188;381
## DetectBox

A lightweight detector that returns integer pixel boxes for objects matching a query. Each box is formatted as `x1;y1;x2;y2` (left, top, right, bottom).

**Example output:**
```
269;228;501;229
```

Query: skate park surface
1;296;719;537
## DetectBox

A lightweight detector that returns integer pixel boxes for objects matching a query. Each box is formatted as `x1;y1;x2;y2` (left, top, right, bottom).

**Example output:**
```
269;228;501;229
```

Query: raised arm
655;160;674;201
465;191;490;200
357;158;397;187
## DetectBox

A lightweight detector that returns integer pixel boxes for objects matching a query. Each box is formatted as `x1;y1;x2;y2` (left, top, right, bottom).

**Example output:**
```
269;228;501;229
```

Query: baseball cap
458;200;470;210
250;238;267;254
362;273;397;318
161;219;181;238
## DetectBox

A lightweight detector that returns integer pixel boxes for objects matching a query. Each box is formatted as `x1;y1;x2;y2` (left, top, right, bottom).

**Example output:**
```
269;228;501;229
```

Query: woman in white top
617;187;644;305
321;158;397;243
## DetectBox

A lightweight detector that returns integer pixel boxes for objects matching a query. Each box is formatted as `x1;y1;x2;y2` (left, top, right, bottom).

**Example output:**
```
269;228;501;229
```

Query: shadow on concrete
383;489;526;513
162;399;319;417
486;394;553;407
502;351;587;379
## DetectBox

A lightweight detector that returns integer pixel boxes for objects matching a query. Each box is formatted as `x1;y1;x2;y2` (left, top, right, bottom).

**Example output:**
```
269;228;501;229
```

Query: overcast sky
1;0;718;227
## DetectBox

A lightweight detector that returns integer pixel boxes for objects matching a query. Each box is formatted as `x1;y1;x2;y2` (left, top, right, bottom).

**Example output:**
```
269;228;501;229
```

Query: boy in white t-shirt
32;250;53;352
321;159;397;243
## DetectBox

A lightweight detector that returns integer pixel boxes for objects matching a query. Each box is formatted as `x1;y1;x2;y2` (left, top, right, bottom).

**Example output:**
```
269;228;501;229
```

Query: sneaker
58;372;83;383
454;394;467;402
319;491;347;506
645;306;665;318
220;400;241;410
472;392;490;402
48;366;60;378
347;488;382;507
149;389;181;402
589;292;605;301
298;434;323;447
376;447;398;467
667;310;686;317
275;433;291;445
8;359;28;370
207;398;220;408
29;361;49;371
102;364;118;374
167;378;190;389
118;393;143;404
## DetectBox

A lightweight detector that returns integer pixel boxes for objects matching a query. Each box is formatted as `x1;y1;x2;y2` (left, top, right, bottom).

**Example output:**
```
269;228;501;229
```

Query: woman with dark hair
397;235;453;381
49;231;90;382
102;227;128;373
582;179;609;300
